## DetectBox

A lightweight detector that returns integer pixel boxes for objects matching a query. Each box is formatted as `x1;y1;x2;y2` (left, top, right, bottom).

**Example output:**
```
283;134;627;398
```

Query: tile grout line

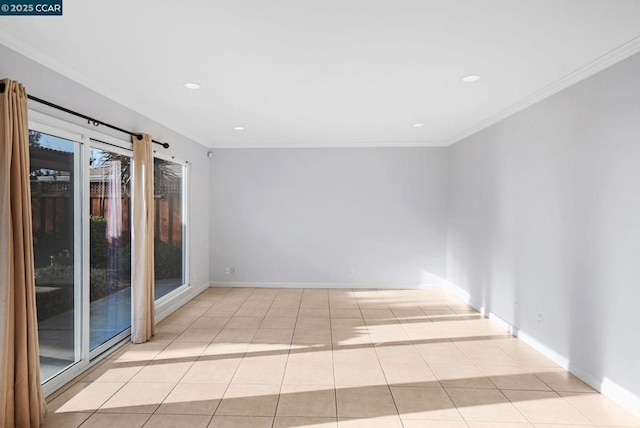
214;286;267;415
373;299;409;428
556;392;602;426
328;289;341;425
391;293;484;428
446;310;538;427
250;288;300;428
46;287;640;428
207;287;267;423
145;286;236;427
143;287;234;427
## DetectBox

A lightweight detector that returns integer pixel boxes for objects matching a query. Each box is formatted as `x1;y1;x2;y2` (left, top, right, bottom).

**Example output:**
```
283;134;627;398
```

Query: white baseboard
441;280;473;304
487;312;516;335
516;330;571;369
209;281;445;290
569;366;640;418
156;281;210;322
442;281;640;418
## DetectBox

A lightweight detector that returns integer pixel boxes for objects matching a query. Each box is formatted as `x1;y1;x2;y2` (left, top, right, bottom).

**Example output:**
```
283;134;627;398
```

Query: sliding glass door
88;146;132;351
29;121;134;391
154;157;187;300
30;130;82;383
29;113;189;394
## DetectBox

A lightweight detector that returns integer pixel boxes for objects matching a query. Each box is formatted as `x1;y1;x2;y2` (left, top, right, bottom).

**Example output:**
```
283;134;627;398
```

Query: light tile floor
43;287;640;428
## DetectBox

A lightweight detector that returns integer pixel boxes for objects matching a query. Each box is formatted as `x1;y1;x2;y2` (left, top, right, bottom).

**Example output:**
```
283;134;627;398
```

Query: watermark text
0;1;63;15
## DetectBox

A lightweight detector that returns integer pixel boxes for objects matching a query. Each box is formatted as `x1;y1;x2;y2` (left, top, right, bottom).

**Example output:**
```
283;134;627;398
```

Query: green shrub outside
90;215;108;269
154;239;182;280
35;215;182;321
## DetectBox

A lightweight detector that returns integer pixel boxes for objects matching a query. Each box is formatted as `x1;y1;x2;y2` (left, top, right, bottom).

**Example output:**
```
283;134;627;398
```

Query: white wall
0;44;211;295
7;33;638;410
210;147;448;286
447;52;640;405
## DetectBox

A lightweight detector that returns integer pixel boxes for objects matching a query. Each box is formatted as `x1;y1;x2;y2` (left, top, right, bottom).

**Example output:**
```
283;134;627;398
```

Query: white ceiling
1;0;640;148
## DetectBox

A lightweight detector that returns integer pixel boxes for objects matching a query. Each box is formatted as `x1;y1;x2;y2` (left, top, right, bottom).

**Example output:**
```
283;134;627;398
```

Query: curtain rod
0;82;169;149
27;94;170;149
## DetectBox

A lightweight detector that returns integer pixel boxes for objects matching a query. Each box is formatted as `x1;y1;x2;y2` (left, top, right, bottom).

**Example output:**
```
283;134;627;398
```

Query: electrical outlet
224;267;230;275
537;313;543;327
349;268;356;276
230;267;235;275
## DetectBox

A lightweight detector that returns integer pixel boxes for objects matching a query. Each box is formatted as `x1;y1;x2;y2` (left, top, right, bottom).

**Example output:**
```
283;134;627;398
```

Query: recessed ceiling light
233;126;245;131
461;75;481;83
184;82;201;89
412;123;424;128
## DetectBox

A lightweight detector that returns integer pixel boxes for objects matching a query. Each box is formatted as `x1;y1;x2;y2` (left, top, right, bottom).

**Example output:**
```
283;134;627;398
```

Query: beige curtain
131;134;155;343
0;79;46;427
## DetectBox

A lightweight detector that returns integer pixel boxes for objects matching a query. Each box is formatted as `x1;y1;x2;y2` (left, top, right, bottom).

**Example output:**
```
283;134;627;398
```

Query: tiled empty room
1;1;640;427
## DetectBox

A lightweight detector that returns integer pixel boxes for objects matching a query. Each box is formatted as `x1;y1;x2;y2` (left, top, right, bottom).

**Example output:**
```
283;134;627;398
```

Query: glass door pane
31;124;136;388
89;147;132;350
30;130;81;383
154;158;186;299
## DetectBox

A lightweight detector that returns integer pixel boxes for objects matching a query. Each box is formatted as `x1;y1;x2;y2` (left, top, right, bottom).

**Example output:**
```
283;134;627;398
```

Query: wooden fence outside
30;180;182;245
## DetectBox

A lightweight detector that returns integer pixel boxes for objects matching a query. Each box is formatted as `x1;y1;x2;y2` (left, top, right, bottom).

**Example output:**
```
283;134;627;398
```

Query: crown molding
448;35;640;146
209;281;445;289
4;28;640;150
207;140;449;149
